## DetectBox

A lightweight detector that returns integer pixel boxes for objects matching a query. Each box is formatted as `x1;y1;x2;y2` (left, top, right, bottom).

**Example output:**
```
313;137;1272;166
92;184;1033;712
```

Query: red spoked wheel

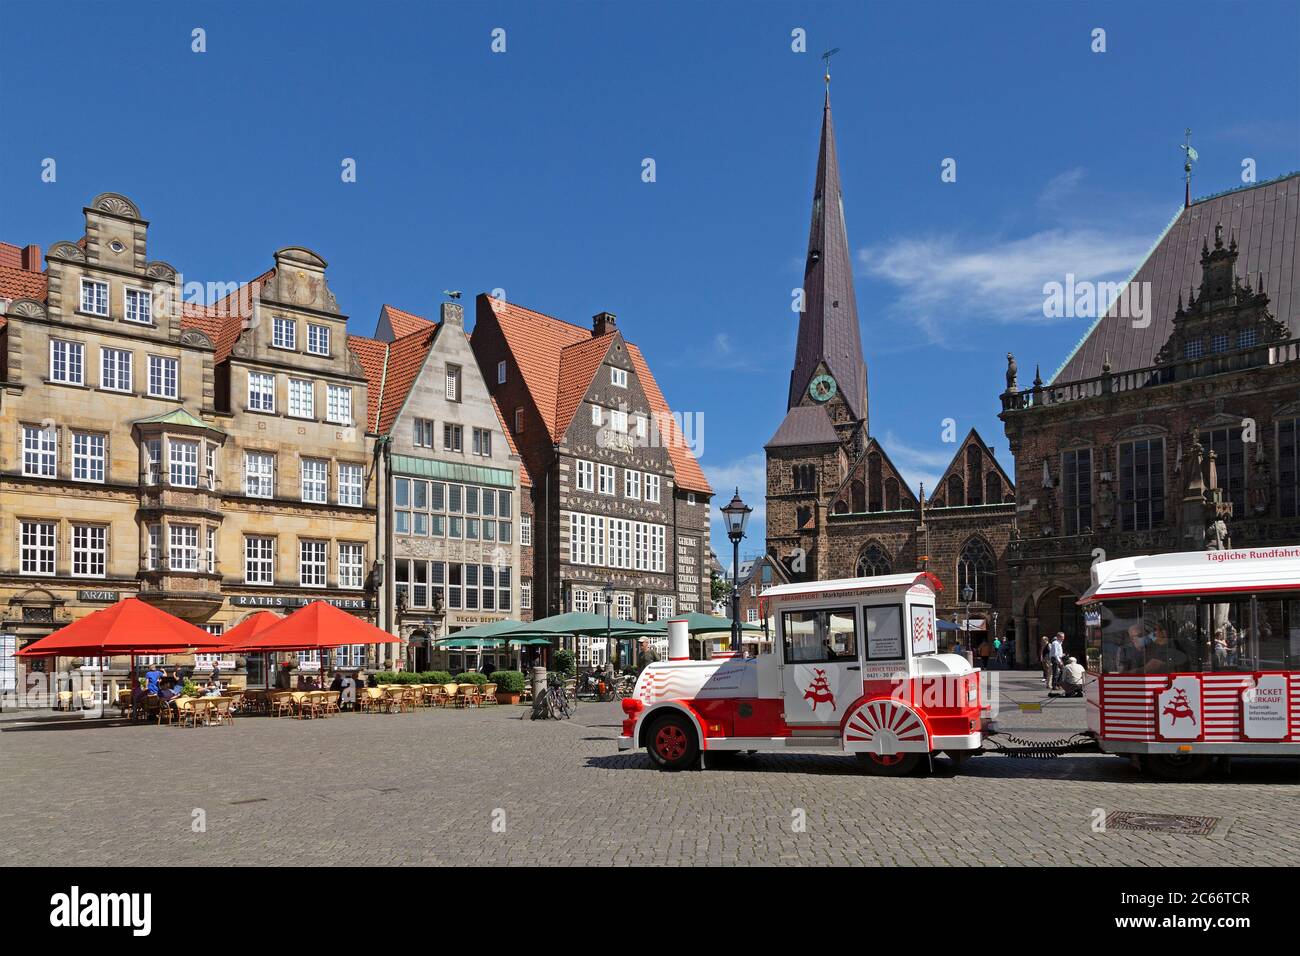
645;713;700;771
855;751;922;776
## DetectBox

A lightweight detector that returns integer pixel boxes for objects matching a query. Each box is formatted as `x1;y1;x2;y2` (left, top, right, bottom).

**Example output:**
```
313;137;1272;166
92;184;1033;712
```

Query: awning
16;598;221;658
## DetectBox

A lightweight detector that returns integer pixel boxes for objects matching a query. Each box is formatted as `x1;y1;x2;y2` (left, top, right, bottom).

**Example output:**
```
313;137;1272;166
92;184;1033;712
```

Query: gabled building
470;297;713;663
357;300;530;673
0;193;377;696
764;90;1016;645
1001;172;1300;663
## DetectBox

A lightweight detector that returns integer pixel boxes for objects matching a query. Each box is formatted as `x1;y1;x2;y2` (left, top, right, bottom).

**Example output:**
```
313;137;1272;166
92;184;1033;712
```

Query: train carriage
1080;546;1300;779
618;572;992;773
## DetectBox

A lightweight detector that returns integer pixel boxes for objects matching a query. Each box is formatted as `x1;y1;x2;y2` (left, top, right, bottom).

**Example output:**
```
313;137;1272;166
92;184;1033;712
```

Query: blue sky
2;0;1298;564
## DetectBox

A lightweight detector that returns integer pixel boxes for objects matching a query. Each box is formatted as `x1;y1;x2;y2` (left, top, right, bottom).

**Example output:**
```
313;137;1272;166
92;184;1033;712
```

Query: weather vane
821;47;840;86
1180;127;1198;208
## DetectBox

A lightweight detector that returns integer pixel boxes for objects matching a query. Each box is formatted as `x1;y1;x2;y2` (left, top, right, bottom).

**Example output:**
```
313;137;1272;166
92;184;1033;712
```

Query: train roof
1079;547;1300;604
762;571;941;601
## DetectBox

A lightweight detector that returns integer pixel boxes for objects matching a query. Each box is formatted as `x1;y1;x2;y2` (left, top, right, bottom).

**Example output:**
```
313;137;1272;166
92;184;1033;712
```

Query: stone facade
369;301;527;672
470;298;712;665
1000;218;1300;664
0;193;376;696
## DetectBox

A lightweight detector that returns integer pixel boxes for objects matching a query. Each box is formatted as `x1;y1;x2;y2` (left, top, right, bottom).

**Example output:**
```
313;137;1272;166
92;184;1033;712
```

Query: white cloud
1037;166;1086;209
859;225;1152;344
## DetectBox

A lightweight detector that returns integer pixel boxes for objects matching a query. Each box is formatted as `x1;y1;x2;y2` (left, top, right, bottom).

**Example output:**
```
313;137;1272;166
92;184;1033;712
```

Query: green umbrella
438;619;526;640
642;612;764;634
437;637;506;649
506;611;652;637
507;637;555;646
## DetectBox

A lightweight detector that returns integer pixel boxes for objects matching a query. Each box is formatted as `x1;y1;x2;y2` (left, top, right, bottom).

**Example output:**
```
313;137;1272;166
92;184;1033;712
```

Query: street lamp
961;583;974;657
721;488;752;656
602;581;615;675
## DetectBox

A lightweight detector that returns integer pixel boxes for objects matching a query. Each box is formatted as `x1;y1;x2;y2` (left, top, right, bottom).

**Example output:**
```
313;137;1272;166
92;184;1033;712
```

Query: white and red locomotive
618;572;993;773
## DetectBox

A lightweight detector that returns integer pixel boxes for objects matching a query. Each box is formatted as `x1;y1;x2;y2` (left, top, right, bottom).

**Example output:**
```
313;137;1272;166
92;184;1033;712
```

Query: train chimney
667;618;689;661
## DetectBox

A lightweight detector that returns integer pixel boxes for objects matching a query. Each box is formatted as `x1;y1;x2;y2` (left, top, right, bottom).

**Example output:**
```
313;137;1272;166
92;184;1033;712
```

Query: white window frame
272;316;297;350
307;323;331;356
575;459;594;492
326;384;352;425
100;347;133;392
71;524;107;578
50;339;85;385
338;542;364;589
123;285;153;324
611;408;628;433
645;473;661;503
169;439;199;488
514;408;524;433
144;439;162;485
520;579;532;610
413;418;435;448
301;458;328;503
611;367;628;388
20;520;56;575
22;424;57;478
288;378;314;419
72;431;106;483
148;355;179;399
445;365;461;401
443;423;463;453
597;463;615;496
472;427;492;457
169;524;200;571
520;513;532;547
80;278;109;316
624;469;641;500
338;462;363;507
244;535;275;585
497;360;507;384
146;524;161;571
245;451;275;498
247;371;275;412
590;404;602;426
299;539;327;587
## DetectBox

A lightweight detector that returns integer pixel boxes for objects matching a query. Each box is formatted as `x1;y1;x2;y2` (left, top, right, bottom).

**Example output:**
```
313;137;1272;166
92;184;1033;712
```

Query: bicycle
531;675;574;720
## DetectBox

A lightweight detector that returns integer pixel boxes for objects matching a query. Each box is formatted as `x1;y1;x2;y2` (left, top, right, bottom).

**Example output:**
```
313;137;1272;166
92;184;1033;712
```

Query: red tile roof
381;303;436;340
0;242;25;270
377;326;438;435
492;395;532;487
178;268;275;362
0;243;49;331
347;334;390;433
555;334;615;437
486;297;711;495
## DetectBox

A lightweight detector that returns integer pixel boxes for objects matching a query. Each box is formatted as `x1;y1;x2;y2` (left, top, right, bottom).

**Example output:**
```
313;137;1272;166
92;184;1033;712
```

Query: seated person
1143;625;1190;673
202;683;221;697
1059;656;1086;696
158;679;179;704
1118;625;1146;673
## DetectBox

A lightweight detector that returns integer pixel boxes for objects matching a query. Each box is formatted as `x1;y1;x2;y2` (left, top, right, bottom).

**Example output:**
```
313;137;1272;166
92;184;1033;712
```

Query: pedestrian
1039;636;1051;685
1049;632;1066;689
991;635;1001;668
977;637;992;668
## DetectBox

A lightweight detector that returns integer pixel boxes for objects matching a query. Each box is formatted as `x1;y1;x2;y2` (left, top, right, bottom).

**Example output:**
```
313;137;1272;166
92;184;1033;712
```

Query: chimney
592;311;617;336
441;301;464;328
21;244;41;272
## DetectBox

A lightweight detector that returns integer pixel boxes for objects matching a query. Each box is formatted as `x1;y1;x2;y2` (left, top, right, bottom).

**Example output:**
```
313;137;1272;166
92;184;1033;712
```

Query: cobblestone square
2;673;1296;866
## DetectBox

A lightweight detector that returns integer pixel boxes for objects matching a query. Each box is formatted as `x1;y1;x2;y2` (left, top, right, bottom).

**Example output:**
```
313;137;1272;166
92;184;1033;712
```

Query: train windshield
1086;595;1300;674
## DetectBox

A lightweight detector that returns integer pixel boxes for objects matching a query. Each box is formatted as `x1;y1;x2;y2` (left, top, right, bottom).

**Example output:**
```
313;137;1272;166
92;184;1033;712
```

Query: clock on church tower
808;373;837;403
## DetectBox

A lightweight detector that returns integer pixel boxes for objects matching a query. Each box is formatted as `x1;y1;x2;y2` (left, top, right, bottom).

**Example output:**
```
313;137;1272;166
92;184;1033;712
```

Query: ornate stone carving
7;298;46;319
91;192;141;218
146;261;178;282
179;329;214;349
48;241;86;262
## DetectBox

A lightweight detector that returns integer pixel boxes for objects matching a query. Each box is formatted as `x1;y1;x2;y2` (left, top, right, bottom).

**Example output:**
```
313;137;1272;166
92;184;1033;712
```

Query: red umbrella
224;601;398;653
210;610;284;650
16;598;217;658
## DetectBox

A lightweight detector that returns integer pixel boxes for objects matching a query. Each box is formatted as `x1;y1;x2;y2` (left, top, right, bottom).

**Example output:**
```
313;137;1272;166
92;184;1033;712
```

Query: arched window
947;474;964;506
985;471;1001;506
856;543;892;577
884;476;900;511
966;446;983;505
833;498;848;515
792;464;815;492
956;537;997;607
850;479;866;513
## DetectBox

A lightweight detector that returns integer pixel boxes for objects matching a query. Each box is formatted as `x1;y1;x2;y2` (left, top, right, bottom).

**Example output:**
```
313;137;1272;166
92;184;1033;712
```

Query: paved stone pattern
1;673;1296;866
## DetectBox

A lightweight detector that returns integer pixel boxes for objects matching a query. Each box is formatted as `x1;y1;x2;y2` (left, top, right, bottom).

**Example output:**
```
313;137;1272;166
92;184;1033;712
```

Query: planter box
498;691;521;705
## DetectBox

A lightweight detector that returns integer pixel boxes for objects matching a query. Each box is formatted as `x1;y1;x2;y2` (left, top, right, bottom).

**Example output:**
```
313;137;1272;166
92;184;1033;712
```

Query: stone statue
1096;477;1115;530
1206;517;1229;550
1005;352;1018;391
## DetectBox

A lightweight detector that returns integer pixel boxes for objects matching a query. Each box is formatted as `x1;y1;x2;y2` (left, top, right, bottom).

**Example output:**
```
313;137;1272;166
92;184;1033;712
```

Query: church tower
765;82;870;580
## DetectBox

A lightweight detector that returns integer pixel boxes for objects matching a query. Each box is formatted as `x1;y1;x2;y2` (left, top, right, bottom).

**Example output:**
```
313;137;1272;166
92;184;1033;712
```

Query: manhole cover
1106;811;1218;835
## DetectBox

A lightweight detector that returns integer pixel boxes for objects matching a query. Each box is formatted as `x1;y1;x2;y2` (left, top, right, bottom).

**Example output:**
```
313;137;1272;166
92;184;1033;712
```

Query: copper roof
1053;173;1300;383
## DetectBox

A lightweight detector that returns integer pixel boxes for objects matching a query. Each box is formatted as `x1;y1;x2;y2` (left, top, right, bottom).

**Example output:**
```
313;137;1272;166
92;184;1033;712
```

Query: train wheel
1144;753;1212;781
646;714;700;771
855;751;921;776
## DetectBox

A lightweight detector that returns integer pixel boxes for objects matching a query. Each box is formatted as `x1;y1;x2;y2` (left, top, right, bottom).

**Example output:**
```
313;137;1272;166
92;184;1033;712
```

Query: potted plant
490;670;526;705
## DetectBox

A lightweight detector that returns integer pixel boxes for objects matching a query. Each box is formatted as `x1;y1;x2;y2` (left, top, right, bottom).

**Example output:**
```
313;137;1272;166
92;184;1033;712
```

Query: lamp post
962;584;974;659
721;488;752;657
602;582;615;675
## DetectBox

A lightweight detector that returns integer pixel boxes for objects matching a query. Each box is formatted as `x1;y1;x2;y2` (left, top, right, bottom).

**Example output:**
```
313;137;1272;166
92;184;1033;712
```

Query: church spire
787;78;869;425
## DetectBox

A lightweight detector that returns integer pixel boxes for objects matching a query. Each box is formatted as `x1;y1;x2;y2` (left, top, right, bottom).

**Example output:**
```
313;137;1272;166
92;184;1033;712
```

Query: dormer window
611;368;628;388
80;278;109;316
